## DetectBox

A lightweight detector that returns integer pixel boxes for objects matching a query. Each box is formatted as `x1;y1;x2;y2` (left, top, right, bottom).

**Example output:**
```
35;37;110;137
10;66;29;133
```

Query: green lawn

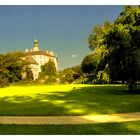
0;121;140;134
0;84;140;116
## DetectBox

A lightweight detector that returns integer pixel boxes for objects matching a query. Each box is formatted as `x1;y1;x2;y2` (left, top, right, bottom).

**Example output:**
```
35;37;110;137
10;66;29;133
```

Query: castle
24;38;58;80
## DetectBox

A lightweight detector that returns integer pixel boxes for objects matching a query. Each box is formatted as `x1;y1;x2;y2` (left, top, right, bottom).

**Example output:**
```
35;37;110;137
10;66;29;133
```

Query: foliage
81;53;98;74
88;21;112;51
62;68;75;84
81;21;111;83
41;60;57;77
92;71;109;84
45;76;56;84
104;6;140;89
38;60;57;84
23;66;34;81
81;22;111;84
0;52;26;87
59;65;84;84
0;77;9;88
84;6;140;90
71;65;84;78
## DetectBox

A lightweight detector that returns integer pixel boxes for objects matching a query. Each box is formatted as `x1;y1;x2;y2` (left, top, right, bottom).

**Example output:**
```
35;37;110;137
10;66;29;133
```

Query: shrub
0;78;9;88
92;71;109;84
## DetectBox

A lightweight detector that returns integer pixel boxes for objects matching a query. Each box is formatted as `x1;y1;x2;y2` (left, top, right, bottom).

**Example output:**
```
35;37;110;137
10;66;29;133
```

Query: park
0;84;140;134
0;6;140;135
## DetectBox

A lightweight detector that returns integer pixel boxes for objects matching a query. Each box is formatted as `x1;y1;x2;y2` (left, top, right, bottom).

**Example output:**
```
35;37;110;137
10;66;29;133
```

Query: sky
0;5;123;70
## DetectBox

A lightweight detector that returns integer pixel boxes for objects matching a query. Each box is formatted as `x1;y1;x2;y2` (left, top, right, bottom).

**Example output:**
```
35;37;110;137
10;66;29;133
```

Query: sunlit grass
0;84;89;97
0;84;140;116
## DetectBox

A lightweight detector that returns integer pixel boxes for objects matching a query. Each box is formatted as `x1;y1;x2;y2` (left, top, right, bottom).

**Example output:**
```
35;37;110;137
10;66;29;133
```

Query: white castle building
24;38;58;80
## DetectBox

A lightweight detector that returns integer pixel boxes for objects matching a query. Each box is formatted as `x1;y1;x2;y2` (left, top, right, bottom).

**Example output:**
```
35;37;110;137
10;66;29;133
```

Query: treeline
81;6;140;90
0;52;58;86
0;51;84;87
0;52;33;87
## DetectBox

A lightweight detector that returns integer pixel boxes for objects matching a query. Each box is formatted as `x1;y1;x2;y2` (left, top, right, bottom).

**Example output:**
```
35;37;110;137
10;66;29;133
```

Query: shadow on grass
0;121;140;134
0;85;140;116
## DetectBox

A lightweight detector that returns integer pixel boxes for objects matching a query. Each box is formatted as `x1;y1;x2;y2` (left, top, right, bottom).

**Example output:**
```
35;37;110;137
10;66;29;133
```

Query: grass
0;121;140;134
0;84;140;116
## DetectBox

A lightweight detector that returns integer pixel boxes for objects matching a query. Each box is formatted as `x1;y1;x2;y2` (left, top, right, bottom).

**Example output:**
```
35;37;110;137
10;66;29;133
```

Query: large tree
84;6;140;90
0;52;26;87
104;6;140;89
81;53;98;74
88;21;112;51
81;21;111;83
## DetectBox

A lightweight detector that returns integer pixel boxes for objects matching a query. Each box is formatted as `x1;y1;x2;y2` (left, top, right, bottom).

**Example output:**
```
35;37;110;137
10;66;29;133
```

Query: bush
92;71;109;84
72;77;88;84
0;78;9;88
44;76;56;85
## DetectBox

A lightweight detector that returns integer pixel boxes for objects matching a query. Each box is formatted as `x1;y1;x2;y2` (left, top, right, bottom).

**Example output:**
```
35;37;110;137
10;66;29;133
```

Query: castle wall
25;38;58;80
29;55;58;80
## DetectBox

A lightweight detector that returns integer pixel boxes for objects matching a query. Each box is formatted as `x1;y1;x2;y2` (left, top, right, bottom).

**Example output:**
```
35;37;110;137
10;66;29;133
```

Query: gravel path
0;112;140;125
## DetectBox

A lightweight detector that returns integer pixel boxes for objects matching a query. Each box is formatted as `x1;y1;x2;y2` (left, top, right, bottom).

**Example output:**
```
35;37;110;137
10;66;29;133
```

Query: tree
81;53;99;74
84;6;140;90
41;60;57;76
23;66;34;81
85;21;111;81
0;52;26;87
62;68;75;84
88;21;112;51
104;6;140;90
71;65;84;78
38;60;57;84
0;54;9;87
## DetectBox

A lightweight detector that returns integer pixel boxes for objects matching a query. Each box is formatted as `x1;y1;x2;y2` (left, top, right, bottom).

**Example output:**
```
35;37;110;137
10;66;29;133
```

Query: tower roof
34;36;38;43
33;37;39;51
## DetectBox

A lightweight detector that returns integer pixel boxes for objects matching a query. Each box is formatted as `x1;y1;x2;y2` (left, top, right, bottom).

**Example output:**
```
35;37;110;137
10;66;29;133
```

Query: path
0;112;140;125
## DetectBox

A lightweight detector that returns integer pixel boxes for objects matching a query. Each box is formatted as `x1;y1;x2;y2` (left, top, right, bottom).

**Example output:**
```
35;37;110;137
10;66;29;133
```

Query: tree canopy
0;52;26;87
40;60;57;77
104;6;140;89
84;6;140;90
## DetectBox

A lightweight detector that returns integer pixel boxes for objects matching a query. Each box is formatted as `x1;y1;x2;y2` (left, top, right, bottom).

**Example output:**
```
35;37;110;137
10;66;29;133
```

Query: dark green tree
0;52;26;87
85;21;112;82
104;6;140;90
63;68;75;84
23;66;34;81
86;6;140;89
88;21;112;51
71;65;84;78
38;60;57;84
81;53;98;74
41;60;56;76
0;55;9;87
5;52;25;83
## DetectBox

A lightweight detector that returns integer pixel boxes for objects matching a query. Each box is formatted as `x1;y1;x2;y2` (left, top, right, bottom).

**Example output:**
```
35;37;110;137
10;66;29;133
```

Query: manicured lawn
0;84;140;116
0;121;140;134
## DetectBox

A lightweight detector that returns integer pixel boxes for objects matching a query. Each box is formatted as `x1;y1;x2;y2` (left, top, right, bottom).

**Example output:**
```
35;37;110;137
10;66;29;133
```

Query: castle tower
33;37;39;51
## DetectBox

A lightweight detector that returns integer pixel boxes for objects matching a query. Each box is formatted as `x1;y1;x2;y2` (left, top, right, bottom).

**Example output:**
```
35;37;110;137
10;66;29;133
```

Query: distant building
24;38;58;80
